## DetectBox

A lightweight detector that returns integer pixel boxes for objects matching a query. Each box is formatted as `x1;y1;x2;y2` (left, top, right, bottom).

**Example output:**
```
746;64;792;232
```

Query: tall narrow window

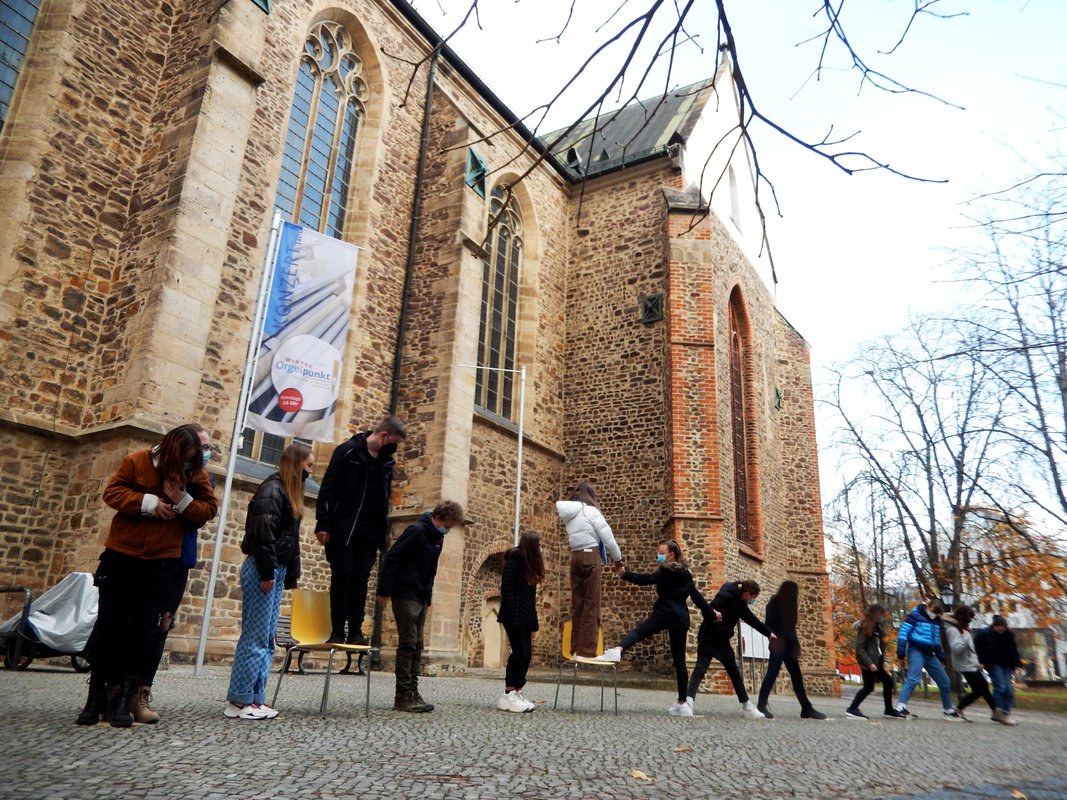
242;20;368;465
274;20;367;239
1;0;42;132
729;293;756;548
475;188;522;419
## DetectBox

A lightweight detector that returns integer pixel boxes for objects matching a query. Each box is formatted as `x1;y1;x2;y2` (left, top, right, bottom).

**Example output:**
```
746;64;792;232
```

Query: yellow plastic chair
553;620;618;714
271;589;374;717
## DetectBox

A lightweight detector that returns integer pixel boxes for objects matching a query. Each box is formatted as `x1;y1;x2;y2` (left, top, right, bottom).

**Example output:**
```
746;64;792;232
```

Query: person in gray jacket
556;481;624;659
944;604;998;722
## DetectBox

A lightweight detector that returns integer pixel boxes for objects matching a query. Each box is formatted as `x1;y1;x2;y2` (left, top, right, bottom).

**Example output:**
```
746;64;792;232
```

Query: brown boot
393;692;431;713
129;685;160;724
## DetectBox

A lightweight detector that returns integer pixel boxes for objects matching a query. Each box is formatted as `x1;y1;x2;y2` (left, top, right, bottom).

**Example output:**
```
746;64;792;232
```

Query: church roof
545;78;718;179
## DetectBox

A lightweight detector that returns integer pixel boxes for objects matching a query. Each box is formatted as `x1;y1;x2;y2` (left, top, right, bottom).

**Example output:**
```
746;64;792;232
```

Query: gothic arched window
273;20;367;238
729;291;757;549
475;188;523;419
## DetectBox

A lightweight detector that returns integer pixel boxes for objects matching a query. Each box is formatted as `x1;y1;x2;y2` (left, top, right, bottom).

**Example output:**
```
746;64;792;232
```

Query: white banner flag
244;222;358;441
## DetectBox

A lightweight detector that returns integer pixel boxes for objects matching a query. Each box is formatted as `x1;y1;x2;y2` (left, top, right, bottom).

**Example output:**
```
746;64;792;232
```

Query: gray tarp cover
0;572;98;652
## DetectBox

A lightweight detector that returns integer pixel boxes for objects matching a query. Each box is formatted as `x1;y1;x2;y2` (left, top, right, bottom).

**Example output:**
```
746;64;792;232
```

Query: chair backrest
561;620;604;659
290;589;332;645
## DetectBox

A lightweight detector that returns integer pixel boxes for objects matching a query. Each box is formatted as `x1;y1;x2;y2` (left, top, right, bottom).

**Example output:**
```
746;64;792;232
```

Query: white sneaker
742;700;765;719
1003;711;1019;726
252;704;279;719
668;701;694;717
686;696;695;711
595;646;622;663
496;690;529;713
515;691;536;712
223;702;267;720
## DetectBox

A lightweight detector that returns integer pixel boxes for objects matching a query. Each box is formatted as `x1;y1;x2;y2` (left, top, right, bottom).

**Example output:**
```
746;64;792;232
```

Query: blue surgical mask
656;553;667;563
201;450;211;467
746;598;756;606
436;526;447;535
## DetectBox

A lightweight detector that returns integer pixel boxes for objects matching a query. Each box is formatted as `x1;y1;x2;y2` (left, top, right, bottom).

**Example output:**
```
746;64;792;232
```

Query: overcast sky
409;0;1064;357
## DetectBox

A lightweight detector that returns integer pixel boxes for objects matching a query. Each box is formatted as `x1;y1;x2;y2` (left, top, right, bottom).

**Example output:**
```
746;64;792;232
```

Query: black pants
325;540;379;639
849;663;894;712
619;609;689;702
958;670;996;711
392;597;426;699
503;623;533;690
86;550;174;687
689;641;748;702
757;649;813;711
144;563;190;686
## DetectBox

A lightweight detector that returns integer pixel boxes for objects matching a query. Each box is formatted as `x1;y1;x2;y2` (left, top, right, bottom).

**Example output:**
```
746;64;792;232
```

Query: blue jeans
227;558;286;706
897;645;953;710
988;664;1015;711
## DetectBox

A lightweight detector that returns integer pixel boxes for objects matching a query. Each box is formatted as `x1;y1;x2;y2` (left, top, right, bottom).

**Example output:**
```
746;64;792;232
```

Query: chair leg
296;651;306;675
570;663;577;713
273;649;295;706
612;666;618;715
321;648;337;717
364;654;371;718
553;661;563;710
600;667;606;712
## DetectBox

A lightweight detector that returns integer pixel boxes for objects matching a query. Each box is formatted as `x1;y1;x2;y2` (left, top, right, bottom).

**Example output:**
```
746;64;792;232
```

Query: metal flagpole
458;363;526;546
194;212;283;676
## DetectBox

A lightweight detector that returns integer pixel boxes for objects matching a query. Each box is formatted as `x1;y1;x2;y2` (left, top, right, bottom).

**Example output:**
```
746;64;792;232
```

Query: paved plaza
1;664;1066;800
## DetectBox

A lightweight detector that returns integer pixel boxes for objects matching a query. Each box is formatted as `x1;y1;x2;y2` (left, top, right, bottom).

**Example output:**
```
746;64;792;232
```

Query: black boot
109;679;135;728
75;674;109;726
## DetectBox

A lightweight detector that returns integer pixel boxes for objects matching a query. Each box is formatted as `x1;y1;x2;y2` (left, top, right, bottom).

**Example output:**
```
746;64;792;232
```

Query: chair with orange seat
271;589;374;717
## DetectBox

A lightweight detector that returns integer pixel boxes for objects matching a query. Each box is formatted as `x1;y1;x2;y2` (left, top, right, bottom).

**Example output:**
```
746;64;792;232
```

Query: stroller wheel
71;654;91;673
4;637;34;671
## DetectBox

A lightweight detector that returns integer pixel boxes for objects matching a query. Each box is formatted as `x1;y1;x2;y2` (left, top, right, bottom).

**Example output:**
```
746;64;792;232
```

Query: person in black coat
224;443;312;720
595;540;715;717
687;579;776;718
496;531;545;713
974;614;1024;724
755;580;826;719
314;415;407;644
377;499;465;713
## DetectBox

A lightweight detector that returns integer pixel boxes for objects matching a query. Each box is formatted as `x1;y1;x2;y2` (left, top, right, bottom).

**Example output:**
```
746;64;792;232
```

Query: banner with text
245;221;358;442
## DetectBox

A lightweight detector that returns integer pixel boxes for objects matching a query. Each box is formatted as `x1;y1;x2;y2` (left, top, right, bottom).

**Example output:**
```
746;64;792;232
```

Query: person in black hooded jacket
496;531;545;713
687;579;776;718
314;415;407;644
754;580;826;719
595;540;715;717
225;443;312;720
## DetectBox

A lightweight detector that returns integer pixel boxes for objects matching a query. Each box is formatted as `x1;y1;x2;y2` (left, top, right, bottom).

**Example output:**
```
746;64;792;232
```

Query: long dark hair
570;480;598;509
861;604;886;637
155;425;204;485
517;531;545;586
773;580;799;629
277;442;312;521
953;604;975;630
663;539;684;563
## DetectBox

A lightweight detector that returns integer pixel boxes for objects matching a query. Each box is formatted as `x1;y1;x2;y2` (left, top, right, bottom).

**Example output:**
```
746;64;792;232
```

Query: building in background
0;0;833;691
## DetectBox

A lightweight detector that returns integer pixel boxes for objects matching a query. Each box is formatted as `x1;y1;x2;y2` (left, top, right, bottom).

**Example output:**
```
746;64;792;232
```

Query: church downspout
373;50;438;663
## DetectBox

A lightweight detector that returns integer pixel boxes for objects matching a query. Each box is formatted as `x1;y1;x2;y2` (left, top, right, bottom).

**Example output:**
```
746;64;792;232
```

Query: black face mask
301;470;311;482
184;459;197;472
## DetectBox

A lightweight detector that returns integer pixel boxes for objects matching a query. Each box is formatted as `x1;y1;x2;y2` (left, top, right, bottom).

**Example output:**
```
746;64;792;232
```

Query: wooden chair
553;620;618;714
271;589;373;717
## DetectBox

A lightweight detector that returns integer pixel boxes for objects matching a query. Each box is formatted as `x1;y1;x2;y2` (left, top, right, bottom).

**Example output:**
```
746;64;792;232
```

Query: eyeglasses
200;444;212;452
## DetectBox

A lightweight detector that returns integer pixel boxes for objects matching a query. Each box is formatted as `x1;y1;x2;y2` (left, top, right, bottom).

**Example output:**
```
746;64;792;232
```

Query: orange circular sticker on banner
278;387;303;413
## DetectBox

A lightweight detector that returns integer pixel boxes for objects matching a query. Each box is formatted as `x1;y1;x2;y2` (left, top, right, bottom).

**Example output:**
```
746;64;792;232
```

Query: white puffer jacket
555;501;623;562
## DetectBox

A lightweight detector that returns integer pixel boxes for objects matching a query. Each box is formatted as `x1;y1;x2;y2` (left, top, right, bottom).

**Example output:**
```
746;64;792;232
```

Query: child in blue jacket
895;598;963;720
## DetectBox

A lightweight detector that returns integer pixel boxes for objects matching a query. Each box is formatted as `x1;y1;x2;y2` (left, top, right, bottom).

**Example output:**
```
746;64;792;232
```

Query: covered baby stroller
0;572;98;671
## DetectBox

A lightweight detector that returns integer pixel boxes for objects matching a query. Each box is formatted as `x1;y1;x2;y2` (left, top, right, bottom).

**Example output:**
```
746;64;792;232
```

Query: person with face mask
894;598;963;720
224;443;314;719
594;540;714;717
687;579;776;718
77;424;219;728
377;499;465;712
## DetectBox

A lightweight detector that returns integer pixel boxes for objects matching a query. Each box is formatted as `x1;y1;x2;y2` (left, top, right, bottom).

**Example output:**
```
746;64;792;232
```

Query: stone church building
0;0;835;692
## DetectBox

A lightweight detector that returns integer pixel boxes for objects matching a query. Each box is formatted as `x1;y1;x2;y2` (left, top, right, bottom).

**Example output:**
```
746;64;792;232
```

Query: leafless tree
823;316;1013;600
397;0;963;231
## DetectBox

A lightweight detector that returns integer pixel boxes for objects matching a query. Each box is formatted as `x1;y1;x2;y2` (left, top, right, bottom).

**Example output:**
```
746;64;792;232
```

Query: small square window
465;148;487;198
640;293;663;324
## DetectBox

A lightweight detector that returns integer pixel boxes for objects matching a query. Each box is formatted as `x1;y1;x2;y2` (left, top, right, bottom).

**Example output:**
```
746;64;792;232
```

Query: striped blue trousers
227;557;286;706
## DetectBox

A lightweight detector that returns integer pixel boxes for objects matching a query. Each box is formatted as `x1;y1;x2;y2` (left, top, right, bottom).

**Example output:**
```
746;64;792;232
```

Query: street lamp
939;585;955;612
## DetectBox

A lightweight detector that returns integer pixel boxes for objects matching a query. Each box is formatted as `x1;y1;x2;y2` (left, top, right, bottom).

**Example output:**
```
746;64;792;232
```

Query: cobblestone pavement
2;665;1066;800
